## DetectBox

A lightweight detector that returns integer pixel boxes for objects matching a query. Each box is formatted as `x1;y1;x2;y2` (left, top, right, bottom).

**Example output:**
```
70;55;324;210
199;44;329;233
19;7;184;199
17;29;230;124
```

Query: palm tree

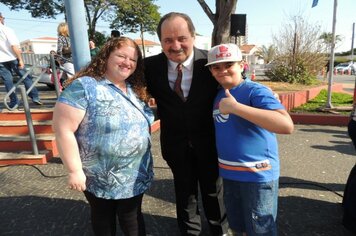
319;32;342;53
257;45;277;64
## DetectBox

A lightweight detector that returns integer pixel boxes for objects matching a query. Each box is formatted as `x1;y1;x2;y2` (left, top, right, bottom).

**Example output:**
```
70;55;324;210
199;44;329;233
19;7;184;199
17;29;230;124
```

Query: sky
0;0;355;53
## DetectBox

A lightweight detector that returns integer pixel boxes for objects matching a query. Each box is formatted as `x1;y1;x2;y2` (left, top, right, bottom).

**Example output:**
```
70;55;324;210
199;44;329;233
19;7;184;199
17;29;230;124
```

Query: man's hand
17;59;24;69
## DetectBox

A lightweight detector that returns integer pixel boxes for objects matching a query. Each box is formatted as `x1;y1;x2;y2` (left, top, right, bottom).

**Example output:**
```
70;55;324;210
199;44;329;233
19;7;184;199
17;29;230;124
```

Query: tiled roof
240;44;257;54
33;37;58;41
134;39;160;46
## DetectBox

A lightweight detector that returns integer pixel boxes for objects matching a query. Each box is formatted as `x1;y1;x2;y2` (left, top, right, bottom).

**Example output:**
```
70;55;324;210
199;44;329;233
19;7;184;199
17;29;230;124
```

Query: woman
56;22;75;81
53;37;154;236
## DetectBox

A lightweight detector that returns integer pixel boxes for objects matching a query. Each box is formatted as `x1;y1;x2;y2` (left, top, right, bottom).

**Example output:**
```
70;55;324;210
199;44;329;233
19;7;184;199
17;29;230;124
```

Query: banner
312;0;319;7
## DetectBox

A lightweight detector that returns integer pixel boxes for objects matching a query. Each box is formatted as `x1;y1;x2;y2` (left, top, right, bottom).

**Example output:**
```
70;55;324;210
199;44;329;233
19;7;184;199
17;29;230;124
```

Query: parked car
334;62;356;75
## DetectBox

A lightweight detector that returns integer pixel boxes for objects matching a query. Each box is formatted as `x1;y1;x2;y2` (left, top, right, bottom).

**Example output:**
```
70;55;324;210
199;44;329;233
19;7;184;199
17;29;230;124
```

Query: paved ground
1;76;356;235
0;125;356;236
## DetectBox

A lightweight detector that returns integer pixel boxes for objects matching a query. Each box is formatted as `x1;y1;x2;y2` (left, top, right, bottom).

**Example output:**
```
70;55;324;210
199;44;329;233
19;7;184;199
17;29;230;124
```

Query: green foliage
266;59;319;85
1;0;160;41
110;0;160;35
292;89;353;114
89;31;108;48
257;45;276;64
0;0;64;18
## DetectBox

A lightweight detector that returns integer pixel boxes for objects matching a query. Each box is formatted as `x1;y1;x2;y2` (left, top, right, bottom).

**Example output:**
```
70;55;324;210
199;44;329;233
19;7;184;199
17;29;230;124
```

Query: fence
22;53;50;66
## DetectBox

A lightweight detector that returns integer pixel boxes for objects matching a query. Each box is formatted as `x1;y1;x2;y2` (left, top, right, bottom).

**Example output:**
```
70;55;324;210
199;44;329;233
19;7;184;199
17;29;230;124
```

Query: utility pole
63;0;91;71
325;0;337;109
351;23;355;63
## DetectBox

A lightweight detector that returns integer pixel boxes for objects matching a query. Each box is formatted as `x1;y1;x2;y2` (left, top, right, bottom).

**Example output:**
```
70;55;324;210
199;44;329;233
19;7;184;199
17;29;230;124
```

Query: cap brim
205;59;240;66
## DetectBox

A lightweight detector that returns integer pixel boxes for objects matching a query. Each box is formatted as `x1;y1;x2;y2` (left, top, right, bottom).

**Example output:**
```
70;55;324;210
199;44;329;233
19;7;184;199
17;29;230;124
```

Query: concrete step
0;134;58;158
0;151;48;165
0;120;53;135
0;108;53;121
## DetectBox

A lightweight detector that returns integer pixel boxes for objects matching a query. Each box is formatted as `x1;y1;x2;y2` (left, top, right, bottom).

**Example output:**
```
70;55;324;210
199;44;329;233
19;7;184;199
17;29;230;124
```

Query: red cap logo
218;45;229;53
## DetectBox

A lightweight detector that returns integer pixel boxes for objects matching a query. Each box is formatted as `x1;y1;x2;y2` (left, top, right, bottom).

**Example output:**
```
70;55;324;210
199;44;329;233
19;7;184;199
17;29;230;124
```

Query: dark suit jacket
144;47;219;166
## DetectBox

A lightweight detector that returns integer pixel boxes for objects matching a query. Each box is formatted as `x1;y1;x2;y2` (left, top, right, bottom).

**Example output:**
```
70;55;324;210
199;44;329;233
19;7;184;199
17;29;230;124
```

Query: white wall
31;41;57;54
195;35;211;50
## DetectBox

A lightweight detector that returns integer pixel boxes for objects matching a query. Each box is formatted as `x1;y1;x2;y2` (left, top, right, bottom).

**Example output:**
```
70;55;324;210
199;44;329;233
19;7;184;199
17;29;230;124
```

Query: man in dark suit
144;12;228;236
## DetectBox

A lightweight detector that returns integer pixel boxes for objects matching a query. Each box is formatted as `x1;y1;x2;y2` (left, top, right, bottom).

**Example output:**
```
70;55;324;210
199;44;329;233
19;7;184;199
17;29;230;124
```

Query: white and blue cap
205;43;242;66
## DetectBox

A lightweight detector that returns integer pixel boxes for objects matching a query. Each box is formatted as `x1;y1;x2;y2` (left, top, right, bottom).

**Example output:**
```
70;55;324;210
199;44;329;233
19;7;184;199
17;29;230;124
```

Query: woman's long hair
66;37;150;103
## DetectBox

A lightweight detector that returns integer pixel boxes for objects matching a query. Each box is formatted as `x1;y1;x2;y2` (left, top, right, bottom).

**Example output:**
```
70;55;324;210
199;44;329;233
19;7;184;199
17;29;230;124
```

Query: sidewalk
0;125;355;236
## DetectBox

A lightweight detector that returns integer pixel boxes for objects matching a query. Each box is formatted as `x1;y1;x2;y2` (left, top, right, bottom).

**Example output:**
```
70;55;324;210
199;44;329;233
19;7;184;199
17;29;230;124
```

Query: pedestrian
56;22;75;82
89;40;100;58
144;12;229;235
52;37;154;236
0;12;42;109
241;59;249;78
342;106;356;235
111;30;121;38
207;43;294;236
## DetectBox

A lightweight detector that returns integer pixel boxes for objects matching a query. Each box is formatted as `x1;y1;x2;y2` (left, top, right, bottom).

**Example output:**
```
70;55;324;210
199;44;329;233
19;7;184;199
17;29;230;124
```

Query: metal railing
2;54;74;155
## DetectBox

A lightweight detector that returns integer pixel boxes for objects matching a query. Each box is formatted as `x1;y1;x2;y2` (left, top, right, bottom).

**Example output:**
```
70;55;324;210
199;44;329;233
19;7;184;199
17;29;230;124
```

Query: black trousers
166;144;228;236
84;191;146;236
343;120;356;234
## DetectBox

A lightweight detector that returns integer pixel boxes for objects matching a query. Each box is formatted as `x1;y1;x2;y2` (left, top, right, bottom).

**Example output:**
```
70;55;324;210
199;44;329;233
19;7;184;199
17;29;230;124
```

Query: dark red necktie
174;63;185;101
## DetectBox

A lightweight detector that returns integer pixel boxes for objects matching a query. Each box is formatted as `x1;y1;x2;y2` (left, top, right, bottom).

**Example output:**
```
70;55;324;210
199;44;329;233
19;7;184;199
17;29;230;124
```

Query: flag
312;0;319;7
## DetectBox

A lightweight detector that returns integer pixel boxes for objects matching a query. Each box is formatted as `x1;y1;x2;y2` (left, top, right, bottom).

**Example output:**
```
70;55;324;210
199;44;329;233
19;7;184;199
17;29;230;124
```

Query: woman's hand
67;169;87;192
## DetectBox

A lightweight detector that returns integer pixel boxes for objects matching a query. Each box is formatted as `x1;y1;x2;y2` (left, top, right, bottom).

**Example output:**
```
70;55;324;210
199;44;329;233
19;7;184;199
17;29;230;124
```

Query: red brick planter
279;83;350;126
279;83;344;111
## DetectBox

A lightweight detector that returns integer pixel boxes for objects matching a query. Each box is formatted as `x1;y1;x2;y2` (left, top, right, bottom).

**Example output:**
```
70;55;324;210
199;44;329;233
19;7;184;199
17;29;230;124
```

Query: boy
206;43;294;236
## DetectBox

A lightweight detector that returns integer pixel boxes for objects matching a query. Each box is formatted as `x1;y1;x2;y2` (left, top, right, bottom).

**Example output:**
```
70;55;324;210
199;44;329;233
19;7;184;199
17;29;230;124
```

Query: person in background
56;22;75;81
89;40;100;58
53;37;154;236
241;59;249;78
111;30;121;38
343;107;356;235
0;12;42;109
144;12;229;236
207;43;294;236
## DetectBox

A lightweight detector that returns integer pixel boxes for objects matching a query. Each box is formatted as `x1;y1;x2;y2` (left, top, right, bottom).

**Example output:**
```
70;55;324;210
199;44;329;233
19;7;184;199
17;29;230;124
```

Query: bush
266;61;317;85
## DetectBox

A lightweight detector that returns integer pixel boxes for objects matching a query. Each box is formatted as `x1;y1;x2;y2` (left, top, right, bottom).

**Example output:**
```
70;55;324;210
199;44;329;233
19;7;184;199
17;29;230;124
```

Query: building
134;39;161;57
195;35;211;50
240;44;261;65
20;37;57;54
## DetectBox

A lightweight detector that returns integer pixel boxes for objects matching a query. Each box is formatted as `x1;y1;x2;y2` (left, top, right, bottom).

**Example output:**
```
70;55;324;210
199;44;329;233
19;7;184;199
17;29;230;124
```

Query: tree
0;0;159;41
319;32;342;54
110;0;161;58
268;14;327;84
257;45;277;64
0;0;64;18
197;0;237;46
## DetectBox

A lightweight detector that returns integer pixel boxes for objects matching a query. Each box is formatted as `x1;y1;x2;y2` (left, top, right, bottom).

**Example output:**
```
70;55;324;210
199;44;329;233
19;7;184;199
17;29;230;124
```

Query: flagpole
325;0;337;108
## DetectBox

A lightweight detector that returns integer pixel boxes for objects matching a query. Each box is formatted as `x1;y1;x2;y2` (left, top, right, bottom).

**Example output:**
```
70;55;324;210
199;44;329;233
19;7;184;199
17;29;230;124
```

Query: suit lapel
187;48;207;100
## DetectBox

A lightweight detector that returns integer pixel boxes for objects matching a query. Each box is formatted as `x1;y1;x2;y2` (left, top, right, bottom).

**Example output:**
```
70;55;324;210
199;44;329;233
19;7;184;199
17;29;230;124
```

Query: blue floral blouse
57;76;154;199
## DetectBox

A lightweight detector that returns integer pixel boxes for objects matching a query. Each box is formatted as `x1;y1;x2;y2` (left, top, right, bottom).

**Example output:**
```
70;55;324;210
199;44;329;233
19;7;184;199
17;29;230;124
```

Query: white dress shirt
167;51;194;99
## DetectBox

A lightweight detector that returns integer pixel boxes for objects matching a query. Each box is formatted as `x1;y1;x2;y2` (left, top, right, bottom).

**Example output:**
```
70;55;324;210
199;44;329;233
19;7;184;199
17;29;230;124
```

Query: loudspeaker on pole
230;14;246;37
